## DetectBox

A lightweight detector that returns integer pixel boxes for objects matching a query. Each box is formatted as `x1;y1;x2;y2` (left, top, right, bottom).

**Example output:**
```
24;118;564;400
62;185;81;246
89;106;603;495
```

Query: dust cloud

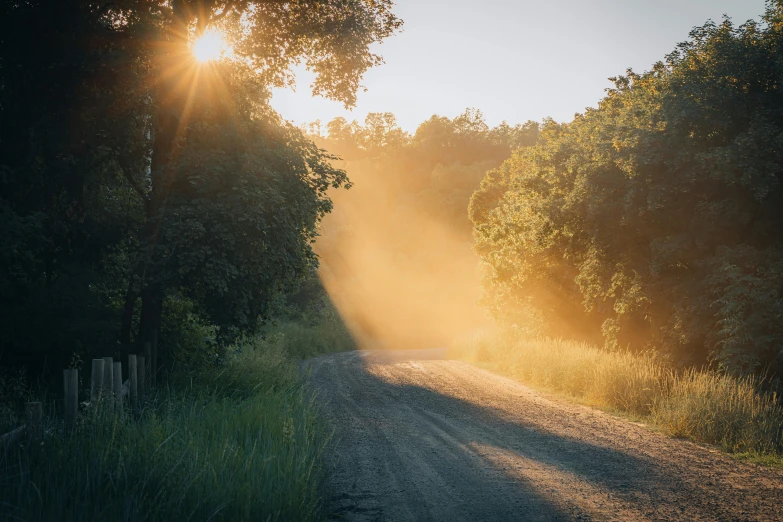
315;164;489;350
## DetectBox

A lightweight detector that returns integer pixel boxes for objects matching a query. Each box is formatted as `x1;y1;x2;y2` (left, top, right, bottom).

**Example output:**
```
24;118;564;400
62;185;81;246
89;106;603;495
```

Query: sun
193;31;225;62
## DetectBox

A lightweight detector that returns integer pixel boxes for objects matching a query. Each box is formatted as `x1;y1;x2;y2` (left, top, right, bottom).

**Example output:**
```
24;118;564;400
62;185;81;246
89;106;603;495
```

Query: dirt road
305;349;783;521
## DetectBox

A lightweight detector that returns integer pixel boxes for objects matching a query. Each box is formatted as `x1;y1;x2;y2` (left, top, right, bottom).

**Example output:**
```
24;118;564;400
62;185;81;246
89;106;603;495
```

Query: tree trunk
123;4;193;353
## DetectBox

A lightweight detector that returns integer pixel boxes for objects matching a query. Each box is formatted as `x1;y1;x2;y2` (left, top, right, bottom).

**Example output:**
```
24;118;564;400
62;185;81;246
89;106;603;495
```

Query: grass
451;330;783;463
261;309;356;360
0;340;329;522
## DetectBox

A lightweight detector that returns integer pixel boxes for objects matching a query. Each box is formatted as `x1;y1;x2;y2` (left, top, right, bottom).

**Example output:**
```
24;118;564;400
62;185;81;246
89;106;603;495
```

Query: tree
0;0;401;372
153;63;349;347
124;0;401;353
470;4;783;374
0;0;156;369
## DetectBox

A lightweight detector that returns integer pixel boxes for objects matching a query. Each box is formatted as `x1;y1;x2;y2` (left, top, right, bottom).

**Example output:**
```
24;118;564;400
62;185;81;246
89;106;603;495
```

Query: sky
270;0;769;133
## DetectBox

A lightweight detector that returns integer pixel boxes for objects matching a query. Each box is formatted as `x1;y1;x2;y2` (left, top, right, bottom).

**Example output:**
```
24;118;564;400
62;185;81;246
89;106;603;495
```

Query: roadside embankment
450;331;783;465
0;340;329;522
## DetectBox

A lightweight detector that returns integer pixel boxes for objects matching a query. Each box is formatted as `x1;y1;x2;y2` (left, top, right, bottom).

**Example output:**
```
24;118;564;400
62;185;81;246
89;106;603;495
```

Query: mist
310;111;539;349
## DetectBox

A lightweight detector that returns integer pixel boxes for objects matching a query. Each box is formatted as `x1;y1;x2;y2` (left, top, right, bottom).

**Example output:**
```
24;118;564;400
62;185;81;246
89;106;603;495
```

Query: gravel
305;349;783;522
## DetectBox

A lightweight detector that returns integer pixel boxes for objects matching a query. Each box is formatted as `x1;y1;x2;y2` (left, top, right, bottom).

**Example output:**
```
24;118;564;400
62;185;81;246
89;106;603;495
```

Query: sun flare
193;31;225;62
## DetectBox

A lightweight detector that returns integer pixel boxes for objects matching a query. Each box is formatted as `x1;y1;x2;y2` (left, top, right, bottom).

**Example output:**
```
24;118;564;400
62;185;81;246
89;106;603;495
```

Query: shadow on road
307;350;716;521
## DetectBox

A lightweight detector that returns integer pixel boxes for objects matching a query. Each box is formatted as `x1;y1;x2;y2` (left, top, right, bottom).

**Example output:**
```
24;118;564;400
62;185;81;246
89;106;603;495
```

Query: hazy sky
271;0;768;132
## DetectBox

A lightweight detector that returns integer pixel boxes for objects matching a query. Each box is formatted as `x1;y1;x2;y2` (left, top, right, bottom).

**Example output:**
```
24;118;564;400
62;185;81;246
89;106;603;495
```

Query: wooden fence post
138;355;146;406
128;354;138;414
25;402;42;440
151;330;158;386
102;357;114;413
63;369;78;431
113;361;123;417
90;359;105;408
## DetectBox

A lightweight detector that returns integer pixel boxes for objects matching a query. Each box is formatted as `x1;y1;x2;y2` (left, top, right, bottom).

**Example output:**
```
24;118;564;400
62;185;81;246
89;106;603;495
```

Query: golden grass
451;330;783;460
653;369;783;455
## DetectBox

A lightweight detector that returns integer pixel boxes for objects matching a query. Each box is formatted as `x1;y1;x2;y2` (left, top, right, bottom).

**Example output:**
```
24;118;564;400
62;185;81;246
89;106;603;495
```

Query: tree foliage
0;0;399;371
158;66;348;342
470;5;783;374
314;110;539;235
311;110;539;347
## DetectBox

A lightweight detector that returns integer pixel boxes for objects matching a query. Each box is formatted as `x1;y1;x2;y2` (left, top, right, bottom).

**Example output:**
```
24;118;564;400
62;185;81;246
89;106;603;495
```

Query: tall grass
653;369;783;456
261;317;356;360
0;342;328;522
451;331;783;459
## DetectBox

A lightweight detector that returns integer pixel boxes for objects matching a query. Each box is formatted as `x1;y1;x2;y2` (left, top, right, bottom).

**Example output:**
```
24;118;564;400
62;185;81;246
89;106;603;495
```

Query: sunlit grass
451;331;783;461
653;369;783;456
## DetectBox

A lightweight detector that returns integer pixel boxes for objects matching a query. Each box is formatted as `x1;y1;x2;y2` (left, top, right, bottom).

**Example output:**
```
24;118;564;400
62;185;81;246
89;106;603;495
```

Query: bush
263;320;356;360
0;366;28;433
261;293;356;360
159;296;221;374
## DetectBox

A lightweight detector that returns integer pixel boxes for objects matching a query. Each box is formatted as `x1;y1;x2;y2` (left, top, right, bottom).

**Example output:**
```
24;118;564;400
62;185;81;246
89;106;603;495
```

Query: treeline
321;111;538;231
470;6;783;375
308;111;539;347
0;1;399;374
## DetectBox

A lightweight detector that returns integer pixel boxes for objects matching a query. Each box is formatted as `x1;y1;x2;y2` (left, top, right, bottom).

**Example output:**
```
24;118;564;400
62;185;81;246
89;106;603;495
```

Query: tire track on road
306;349;783;522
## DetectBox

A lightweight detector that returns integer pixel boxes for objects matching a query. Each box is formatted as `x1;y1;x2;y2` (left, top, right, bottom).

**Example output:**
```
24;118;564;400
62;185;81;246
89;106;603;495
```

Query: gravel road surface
305;349;783;521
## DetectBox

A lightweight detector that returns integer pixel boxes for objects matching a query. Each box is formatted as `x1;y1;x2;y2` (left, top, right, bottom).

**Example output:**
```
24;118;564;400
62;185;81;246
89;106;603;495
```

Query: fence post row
52;351;156;430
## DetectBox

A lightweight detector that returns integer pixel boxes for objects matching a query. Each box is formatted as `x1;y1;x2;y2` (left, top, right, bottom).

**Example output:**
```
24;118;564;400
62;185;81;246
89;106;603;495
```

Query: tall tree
124;0;402;352
0;0;157;369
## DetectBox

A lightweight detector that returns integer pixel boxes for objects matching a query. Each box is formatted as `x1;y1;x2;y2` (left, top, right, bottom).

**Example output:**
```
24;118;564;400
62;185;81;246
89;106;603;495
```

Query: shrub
261;296;356;360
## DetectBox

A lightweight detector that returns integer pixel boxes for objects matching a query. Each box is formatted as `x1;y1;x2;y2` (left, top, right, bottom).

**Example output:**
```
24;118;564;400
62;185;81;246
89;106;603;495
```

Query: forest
469;14;783;376
309;8;783;376
1;0;783;520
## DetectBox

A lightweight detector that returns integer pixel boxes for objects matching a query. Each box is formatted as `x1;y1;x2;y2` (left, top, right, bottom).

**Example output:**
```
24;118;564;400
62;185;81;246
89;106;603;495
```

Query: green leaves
471;8;783;374
0;0;398;368
152;67;349;343
232;0;402;107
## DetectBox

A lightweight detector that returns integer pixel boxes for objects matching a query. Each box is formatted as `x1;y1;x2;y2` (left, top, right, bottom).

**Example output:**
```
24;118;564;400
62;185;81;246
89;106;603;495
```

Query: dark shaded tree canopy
0;0;401;371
